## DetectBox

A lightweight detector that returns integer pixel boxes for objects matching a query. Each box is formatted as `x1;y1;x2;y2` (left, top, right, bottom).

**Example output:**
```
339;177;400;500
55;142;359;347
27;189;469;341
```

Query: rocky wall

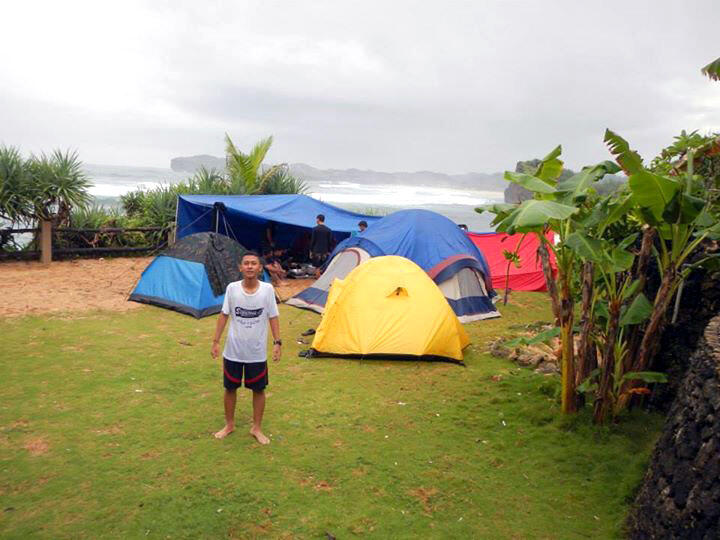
649;267;720;410
628;315;720;539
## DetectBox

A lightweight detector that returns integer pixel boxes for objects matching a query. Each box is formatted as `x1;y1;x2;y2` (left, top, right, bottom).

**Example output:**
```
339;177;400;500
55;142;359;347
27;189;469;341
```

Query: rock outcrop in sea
170;155;226;173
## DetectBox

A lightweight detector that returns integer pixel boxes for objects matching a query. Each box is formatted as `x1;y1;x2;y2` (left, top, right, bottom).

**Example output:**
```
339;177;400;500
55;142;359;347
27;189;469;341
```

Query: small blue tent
129;232;264;318
176;194;381;252
288;209;500;322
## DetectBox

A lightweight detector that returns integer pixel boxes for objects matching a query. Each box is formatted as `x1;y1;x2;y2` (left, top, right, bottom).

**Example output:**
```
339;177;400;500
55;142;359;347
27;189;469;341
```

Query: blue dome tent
129;232;266;318
287;209;500;322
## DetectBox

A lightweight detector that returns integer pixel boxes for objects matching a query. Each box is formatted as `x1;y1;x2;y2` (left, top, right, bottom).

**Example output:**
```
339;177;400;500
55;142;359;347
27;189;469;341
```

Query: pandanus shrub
0;147;91;228
26;150;92;225
0;146;33;226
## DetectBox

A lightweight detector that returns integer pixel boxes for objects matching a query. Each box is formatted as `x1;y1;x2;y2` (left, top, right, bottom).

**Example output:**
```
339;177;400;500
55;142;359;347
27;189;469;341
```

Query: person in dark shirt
262;248;287;285
309;214;333;267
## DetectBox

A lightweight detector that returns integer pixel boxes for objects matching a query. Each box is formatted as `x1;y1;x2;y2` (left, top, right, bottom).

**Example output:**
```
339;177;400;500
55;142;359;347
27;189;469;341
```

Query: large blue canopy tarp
328;209;493;281
176;194;381;251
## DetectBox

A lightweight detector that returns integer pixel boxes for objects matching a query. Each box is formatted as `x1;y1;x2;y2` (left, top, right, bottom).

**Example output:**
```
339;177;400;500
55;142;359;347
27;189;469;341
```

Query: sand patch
0;258;149;318
0;257;316;318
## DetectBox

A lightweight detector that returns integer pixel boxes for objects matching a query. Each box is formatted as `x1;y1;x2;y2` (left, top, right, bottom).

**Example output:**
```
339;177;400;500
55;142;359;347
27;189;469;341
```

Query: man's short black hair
316;214;325;222
358;220;368;228
241;250;261;262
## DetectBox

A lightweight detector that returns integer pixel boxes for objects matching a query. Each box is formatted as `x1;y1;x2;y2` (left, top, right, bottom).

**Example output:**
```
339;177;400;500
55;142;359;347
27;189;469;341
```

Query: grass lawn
1;292;663;539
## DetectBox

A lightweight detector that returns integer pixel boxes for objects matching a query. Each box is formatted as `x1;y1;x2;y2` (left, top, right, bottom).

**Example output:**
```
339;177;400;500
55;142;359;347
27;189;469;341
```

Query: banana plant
603;130;720;407
560;130;718;422
562;226;649;422
477;146;619;413
479;130;718;422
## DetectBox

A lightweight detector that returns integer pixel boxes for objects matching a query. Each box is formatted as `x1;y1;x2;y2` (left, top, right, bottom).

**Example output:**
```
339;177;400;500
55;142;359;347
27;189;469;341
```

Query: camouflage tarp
163;232;246;296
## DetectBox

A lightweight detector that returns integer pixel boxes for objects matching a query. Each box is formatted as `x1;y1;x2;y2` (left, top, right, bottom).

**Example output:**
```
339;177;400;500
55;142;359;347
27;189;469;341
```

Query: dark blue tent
288;209;499;322
329;209;493;277
176;194;381;252
129;232;267;318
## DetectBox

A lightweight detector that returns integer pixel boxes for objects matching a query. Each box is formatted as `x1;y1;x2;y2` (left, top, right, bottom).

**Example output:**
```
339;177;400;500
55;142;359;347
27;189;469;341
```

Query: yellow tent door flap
310;256;470;363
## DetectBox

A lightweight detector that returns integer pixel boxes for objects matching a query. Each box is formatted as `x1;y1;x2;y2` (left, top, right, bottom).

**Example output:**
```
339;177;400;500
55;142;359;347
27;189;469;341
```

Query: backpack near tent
129;232;261;318
308;256;469;363
287;209;500;323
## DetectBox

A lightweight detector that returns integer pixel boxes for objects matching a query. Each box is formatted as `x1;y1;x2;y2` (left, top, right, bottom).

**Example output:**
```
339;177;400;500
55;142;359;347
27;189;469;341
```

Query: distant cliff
287;162;508;191
171;155;508;191
170;155;624;198
171;155;225;173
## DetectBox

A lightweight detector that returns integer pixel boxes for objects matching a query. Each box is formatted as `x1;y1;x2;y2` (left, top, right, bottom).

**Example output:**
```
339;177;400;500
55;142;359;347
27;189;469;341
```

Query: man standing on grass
211;251;281;444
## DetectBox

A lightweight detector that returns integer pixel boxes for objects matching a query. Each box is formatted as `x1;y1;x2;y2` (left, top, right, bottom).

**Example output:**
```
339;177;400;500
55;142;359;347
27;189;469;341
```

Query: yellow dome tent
309;256;470;363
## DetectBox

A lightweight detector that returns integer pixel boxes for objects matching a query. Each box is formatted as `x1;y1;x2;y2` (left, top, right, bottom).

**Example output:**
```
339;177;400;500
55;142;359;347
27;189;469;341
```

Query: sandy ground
0;257;314;318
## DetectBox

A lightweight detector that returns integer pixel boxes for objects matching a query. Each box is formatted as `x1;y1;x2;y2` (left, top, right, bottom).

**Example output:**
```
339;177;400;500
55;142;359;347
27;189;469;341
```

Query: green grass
0;293;663;539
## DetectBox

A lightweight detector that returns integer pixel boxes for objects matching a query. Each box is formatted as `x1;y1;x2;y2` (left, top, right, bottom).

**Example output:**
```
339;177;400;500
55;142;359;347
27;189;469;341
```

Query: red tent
466;231;556;292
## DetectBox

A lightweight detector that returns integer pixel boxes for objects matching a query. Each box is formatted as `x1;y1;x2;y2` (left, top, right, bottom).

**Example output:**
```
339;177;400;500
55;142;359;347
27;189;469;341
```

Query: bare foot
250;427;270;445
214;425;235;439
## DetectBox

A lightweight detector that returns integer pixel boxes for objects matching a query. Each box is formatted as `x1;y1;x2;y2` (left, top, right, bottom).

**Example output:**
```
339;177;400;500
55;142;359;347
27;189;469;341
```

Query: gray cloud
1;0;718;173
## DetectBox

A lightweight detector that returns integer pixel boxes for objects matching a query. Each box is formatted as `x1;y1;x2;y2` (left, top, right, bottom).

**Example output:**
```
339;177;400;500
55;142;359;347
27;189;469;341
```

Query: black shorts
223;358;268;391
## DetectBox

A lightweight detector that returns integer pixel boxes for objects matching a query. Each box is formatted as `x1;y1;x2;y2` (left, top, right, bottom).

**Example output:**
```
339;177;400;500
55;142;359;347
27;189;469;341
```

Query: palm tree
259;165;307;194
190;166;229;194
224;134;306;194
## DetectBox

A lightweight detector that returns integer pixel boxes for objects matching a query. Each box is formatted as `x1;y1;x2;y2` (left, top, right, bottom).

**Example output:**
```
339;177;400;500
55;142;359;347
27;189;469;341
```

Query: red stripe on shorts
244;367;267;384
223;366;242;384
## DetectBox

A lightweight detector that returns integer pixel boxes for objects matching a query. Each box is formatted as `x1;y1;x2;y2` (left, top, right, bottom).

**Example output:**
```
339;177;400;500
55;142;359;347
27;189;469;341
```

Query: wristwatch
273;339;282;346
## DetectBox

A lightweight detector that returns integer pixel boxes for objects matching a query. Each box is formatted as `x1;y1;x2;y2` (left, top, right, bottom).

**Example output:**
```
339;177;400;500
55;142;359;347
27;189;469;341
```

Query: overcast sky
1;0;718;174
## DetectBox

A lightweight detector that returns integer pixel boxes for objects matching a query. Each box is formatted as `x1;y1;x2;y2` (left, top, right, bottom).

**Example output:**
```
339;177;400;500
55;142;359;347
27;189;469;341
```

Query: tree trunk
559;272;577;414
593;297;621;424
576;262;596;391
502;259;512;305
538;240;560;325
627;227;656;368
616;266;677;412
635;267;676;372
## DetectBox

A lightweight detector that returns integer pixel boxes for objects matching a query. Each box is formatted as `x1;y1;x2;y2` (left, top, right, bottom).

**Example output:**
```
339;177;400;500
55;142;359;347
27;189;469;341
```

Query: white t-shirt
221;280;279;363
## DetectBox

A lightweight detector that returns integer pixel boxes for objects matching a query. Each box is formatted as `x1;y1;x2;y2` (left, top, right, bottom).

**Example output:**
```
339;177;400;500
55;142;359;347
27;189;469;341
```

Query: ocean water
85;164;503;231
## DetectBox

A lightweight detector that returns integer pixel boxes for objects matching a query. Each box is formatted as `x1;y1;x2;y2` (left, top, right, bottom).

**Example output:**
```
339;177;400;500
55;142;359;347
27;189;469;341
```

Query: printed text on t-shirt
235;307;264;318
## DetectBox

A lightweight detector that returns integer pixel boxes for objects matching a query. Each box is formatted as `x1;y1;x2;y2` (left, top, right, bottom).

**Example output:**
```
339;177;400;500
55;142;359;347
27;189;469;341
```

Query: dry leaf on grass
24;437;49;456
